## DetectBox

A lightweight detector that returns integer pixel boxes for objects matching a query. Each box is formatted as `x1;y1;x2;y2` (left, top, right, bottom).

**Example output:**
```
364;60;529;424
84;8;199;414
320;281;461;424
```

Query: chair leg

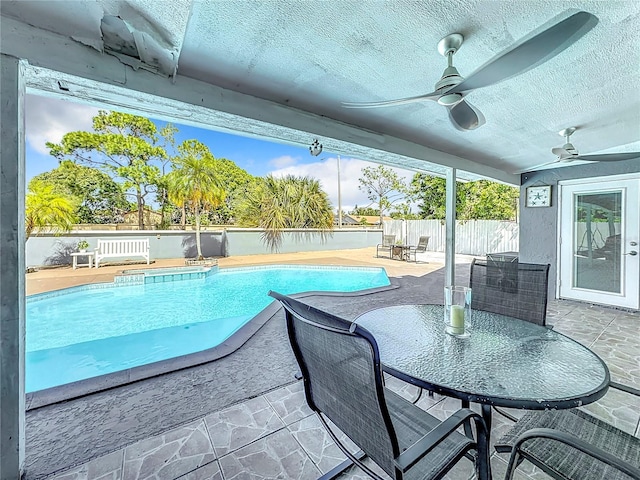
504;449;522;480
317;413;385;480
410;388;423;404
318;450;367;480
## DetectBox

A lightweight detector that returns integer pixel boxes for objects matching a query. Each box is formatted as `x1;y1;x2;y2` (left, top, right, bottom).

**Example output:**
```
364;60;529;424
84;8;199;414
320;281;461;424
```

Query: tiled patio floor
26;248;639;479
45;298;639;480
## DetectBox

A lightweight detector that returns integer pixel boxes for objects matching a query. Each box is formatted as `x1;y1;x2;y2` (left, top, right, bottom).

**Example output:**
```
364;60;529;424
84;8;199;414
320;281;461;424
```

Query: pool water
26;265;390;392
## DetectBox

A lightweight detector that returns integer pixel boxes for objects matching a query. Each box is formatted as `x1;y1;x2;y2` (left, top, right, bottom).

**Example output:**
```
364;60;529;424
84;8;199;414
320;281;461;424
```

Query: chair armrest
508;427;640;479
610;381;640;397
395;408;488;472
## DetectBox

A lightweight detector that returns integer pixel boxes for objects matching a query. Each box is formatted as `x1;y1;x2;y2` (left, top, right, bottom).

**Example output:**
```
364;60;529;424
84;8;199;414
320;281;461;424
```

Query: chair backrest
383;235;396;246
269;291;400;477
469;258;550;325
416;236;430;252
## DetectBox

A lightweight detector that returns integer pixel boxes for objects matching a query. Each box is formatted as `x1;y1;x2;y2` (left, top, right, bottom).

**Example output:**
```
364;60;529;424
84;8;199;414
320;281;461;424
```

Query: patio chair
406;235;430;262
469;258;550;326
376;235;396;259
495;382;640;480
469;258;550;422
269;291;490;480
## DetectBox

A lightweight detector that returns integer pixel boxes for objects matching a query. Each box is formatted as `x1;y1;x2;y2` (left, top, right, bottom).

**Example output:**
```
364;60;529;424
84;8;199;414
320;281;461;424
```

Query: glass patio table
355;304;610;434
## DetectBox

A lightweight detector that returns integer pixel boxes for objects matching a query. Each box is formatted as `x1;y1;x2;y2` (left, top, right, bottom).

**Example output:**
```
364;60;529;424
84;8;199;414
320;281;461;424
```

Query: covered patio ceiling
1;0;639;185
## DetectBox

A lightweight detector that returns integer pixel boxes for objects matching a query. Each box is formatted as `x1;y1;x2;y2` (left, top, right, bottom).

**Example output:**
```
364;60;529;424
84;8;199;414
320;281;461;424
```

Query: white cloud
25;94;101;154
268;155;299;168
269;157;415;213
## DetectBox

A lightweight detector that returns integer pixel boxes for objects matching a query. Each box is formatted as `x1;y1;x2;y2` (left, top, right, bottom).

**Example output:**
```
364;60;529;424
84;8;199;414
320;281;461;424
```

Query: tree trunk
137;188;144;230
181;206;186;229
195;204;203;260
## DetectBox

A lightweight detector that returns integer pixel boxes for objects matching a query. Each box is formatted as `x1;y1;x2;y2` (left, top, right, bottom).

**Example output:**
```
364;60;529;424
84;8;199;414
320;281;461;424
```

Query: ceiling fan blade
447;100;486;131
575;152;640;162
342;92;440;109
447;11;598;95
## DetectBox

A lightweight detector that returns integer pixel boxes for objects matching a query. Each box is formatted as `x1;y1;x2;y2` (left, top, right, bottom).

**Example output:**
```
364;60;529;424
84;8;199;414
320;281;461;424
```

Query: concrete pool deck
23;248;639;479
26;247;465;295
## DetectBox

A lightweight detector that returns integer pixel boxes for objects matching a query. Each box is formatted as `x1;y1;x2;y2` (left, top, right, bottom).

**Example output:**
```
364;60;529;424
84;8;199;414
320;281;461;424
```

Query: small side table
71;251;94;269
391;245;412;261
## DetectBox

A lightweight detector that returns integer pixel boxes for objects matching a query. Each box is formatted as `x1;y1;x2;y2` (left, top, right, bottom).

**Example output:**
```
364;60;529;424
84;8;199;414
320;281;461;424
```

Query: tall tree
32;160;129;223
410;175;449;219
235;175;333;251
47;111;168;229
25;179;78;239
206;158;254;224
358;165;412;225
166;140;225;259
156;123;179;228
411;174;519;220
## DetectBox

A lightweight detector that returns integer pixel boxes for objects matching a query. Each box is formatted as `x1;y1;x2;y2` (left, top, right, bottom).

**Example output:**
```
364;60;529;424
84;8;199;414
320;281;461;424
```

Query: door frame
557;172;640;309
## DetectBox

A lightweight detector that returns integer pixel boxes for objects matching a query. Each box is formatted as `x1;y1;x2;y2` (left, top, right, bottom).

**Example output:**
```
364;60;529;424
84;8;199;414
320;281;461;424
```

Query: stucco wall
26;231;225;267
26;228;382;267
225;228;380;256
519;158;640;299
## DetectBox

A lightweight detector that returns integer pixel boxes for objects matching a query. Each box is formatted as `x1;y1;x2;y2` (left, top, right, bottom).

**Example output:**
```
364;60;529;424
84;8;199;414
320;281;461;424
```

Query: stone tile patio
44;297;639;480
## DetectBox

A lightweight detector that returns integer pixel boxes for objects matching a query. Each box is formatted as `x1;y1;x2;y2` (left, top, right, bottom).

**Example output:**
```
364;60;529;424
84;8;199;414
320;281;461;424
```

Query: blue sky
25;94;415;212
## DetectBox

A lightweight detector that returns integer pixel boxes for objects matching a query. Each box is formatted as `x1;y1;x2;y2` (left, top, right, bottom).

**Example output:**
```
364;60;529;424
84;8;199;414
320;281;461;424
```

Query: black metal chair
406;236;430;262
269;291;490;480
469;258;550;326
469;258;551;422
495;382;640;480
376;235;396;259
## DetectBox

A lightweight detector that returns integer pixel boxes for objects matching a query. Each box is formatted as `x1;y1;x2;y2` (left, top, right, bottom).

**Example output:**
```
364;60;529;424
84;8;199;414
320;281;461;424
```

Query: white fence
384;219;519;255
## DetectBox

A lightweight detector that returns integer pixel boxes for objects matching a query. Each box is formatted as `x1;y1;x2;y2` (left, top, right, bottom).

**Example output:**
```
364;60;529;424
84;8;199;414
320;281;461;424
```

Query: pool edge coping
26;283;398;410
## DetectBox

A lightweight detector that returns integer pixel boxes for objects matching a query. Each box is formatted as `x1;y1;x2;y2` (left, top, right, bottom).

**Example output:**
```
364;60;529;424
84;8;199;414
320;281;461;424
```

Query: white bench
95;239;150;268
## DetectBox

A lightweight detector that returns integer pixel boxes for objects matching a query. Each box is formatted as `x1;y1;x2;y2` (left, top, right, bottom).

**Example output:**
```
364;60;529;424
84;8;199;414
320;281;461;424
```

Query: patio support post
0;54;26;479
445;167;456;286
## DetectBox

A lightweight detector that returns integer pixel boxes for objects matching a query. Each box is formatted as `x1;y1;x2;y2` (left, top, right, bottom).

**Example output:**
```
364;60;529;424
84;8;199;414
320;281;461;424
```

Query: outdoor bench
95;238;150;268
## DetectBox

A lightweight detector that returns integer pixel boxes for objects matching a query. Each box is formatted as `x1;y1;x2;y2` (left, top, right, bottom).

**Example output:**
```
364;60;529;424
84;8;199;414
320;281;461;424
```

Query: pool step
114;266;218;285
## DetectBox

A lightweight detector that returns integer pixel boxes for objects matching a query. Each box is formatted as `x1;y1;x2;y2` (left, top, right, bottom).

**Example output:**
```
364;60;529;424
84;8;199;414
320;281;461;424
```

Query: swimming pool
26;265;390;392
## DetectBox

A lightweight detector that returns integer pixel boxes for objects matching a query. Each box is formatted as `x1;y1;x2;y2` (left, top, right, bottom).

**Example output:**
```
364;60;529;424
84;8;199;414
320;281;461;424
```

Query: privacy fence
384;219;519;255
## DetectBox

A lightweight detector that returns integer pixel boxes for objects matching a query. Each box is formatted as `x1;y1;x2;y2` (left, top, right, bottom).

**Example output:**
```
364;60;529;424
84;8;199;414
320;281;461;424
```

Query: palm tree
25;180;78;239
236;175;333;251
167;140;225;259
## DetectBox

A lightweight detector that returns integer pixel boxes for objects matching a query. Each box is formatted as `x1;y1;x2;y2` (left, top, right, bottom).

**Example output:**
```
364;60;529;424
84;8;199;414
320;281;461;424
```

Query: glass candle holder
444;286;472;337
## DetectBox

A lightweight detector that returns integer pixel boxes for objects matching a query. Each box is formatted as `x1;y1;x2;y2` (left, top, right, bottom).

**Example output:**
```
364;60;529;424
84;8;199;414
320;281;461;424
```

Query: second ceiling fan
519;127;640;173
343;11;598;131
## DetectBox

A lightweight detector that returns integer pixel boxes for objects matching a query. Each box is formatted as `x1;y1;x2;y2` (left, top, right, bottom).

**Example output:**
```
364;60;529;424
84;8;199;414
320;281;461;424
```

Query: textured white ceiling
2;0;639;176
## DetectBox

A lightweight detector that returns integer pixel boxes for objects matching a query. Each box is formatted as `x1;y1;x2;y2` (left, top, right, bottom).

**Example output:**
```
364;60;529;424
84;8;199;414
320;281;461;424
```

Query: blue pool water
26;265;390;392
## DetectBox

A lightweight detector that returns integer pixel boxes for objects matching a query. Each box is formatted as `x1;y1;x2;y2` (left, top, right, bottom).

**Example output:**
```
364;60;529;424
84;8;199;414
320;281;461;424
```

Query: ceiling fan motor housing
435;66;464;105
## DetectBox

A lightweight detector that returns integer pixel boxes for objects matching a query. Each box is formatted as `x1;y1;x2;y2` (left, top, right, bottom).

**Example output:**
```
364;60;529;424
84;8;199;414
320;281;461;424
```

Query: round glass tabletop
355;304;610;409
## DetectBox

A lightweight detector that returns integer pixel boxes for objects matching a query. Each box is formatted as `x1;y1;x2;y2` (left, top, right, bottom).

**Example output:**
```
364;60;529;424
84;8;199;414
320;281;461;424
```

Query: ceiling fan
520;127;640;172
343;11;598;131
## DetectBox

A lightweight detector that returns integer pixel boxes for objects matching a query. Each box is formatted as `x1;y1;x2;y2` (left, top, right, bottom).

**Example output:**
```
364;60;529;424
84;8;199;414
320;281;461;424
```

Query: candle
450;305;465;332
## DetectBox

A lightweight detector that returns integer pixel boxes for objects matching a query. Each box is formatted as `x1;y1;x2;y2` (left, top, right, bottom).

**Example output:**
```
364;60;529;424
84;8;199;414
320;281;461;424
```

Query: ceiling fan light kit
343;11;599;132
437;93;463;106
